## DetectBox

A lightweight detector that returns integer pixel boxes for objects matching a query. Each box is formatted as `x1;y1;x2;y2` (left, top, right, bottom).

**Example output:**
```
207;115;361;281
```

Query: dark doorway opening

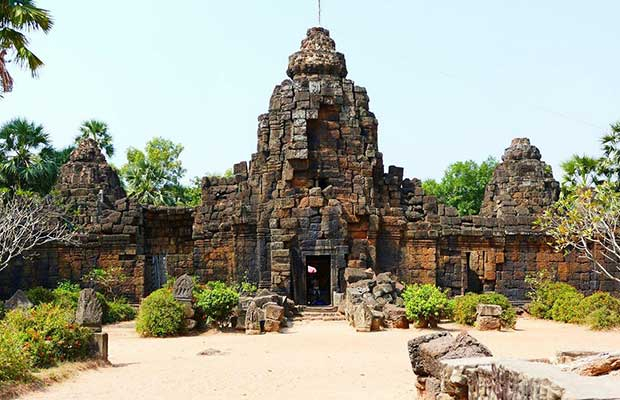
306;255;331;306
464;252;483;294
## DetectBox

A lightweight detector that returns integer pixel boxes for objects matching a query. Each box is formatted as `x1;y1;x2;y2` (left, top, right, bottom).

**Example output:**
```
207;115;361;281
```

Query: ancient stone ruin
408;333;620;399
1;27;618;304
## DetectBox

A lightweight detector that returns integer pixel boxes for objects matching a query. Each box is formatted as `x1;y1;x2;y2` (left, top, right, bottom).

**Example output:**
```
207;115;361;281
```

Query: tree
560;154;601;193
422;156;498;216
75;120;114;157
537;183;620;284
0;194;78;273
599;122;620;189
120;137;187;206
0;0;53;95
0;117;57;194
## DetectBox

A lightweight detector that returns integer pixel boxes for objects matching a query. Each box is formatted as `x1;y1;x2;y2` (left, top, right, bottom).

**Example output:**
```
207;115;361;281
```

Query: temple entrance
462;252;483;294
306;255;331;306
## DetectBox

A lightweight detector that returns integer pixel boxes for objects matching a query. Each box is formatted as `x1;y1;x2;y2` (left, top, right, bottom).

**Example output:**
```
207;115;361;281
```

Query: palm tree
0;0;53;95
0;118;56;193
600;122;620;188
75;119;114;157
560;155;600;190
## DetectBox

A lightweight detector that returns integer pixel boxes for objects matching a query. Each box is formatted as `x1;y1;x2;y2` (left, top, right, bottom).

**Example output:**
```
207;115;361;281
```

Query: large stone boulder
476;304;502;331
5;289;33;310
75;289;103;332
408;332;493;399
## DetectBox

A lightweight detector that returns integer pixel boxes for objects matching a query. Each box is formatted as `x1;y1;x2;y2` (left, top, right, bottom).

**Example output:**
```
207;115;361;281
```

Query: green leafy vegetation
402;284;451;328
120;137;199;206
0;0;53;96
75;120;114;157
526;270;620;330
24;281;135;325
136;289;185;337
452;292;516;329
422;157;498;216
104;298;136;325
0;304;92;372
194;281;239;328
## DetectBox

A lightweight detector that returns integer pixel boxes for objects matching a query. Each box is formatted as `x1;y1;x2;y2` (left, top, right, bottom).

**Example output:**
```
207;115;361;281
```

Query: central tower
194;27;385;305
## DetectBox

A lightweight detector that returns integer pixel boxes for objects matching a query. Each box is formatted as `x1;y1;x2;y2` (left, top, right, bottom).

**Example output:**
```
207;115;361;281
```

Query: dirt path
20;317;620;400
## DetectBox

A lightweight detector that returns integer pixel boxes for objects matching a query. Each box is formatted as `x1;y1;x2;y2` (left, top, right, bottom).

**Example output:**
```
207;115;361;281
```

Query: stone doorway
462;252;483;294
306;255;331;306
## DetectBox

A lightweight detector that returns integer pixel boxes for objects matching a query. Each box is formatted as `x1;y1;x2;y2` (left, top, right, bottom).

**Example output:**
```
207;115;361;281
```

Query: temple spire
318;0;321;26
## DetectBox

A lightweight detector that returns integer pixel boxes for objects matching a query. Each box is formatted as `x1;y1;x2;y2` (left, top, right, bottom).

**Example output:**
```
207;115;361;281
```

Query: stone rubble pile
237;289;296;334
341;270;409;331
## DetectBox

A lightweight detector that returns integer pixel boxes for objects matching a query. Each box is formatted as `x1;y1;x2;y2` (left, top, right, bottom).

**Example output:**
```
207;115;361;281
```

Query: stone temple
1;28;618;302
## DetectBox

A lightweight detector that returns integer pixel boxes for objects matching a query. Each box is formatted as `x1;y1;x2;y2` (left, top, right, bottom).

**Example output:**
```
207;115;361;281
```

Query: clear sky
1;0;619;183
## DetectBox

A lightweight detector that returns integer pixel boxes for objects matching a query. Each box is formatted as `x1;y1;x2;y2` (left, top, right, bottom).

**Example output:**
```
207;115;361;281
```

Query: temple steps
294;306;345;321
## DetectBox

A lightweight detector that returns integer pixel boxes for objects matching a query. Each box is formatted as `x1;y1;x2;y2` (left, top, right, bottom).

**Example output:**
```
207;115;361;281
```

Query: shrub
0;328;32;384
584;308;620;331
195;281;239;328
83;266;128;300
550;291;584;323
0;302;5;320
26;287;55;305
52;281;81;311
577;292;620;330
1;304;93;368
402;284;450;328
104;298;136;324
453;292;517;328
529;282;579;320
136;289;185;337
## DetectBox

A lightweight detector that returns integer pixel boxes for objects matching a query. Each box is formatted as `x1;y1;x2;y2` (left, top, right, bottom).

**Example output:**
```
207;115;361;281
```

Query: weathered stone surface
5;290;33;310
476;303;502;317
263;319;280;333
409;332;492;378
353;303;373;332
560;352;620;377
2;26;618;312
476;315;501;331
75;289;103;332
245;301;261;335
173;274;194;301
264;303;285;322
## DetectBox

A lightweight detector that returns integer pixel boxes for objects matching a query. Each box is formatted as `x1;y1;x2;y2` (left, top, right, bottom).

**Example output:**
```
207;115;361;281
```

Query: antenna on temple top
318;0;322;26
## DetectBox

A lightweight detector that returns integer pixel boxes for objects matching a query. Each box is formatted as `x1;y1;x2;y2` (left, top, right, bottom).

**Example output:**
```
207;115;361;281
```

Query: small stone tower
480;138;560;230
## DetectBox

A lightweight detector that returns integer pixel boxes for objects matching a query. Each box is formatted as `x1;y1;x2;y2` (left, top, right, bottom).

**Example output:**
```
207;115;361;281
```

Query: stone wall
2;27;619;302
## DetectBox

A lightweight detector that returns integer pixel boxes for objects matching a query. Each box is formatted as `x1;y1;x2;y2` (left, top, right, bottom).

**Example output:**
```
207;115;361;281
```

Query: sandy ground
20;317;620;400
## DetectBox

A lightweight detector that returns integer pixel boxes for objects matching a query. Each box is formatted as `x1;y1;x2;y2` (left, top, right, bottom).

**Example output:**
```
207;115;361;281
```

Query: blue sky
1;0;618;183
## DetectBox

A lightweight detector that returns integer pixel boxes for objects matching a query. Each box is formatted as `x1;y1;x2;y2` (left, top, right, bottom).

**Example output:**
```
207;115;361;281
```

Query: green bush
550;291;584;323
104;298;136;324
577;292;620;330
0;328;32;384
51;281;81;311
1;304;93;368
584;308;620;331
26;287;56;305
195;281;239;327
529;282;579;320
0;302;5;320
136;289;185;337
453;292;516;329
402;284;450;328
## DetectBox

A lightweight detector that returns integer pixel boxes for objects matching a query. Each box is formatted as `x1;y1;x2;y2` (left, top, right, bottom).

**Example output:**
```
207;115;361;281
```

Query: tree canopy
75;119;114;157
422;156;498;216
0;117;57;194
120;137;198;206
0;0;53;95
